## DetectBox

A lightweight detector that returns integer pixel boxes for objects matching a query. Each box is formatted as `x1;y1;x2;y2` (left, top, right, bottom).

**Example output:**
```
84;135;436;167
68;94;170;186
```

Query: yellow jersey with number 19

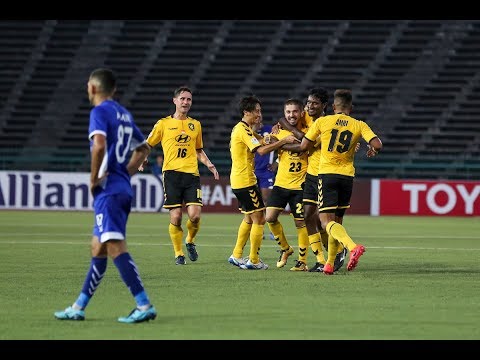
304;113;377;177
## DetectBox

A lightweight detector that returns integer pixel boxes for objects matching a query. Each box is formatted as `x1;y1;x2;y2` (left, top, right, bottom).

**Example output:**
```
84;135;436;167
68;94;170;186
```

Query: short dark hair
174;86;192;97
334;89;353;108
89;68;117;95
284;98;303;109
238;94;261;118
308;87;329;104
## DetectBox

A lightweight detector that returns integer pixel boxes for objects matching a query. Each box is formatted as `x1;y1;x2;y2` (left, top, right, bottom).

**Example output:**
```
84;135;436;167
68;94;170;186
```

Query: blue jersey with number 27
88;99;146;199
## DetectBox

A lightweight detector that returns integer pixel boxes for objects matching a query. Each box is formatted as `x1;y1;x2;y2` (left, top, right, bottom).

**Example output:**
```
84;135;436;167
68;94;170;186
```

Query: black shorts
232;185;265;214
318;174;353;215
303;173;319;206
267;185;304;220
163;170;202;209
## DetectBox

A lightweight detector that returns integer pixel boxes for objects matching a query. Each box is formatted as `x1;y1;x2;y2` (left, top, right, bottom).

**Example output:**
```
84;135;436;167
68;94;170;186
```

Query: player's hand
355;142;360;152
284;135;300;144
208;163;220;180
90;172;109;195
366;145;378;157
138;157;149;171
263;133;271;145
271;122;281;134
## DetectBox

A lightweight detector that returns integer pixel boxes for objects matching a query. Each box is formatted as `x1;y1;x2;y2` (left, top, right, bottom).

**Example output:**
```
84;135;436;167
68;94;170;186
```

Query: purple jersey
254;124;276;179
88;99;146;199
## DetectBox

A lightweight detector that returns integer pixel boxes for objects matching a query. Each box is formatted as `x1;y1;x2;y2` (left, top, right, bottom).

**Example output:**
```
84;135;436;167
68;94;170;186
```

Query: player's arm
90;133;107;194
278;117;305;140
128;143;151;176
366;137;383;157
196;149;219;180
256;134;298;156
292;136;315;152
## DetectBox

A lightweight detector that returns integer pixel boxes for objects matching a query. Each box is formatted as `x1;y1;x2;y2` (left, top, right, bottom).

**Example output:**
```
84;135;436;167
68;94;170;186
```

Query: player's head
283;98;303;127
333;89;353;114
305;87;328;118
173;86;193;114
88;68;117;105
239;94;262;125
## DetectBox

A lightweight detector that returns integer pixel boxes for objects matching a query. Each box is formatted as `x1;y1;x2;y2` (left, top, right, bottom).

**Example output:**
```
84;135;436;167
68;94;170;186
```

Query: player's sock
268;220;290;250
114;252;151;306
169;223;184;257
185;218;200;243
308;233;326;264
249;224;264;264
326;221;356;251
233;220;251;258
296;226;309;263
73;257;107;309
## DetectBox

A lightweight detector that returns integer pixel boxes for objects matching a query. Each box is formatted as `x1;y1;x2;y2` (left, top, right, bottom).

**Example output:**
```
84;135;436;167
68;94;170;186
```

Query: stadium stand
0;19;479;179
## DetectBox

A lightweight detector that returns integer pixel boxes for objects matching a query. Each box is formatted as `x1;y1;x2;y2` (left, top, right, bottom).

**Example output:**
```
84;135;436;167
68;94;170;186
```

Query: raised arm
256;134;298;156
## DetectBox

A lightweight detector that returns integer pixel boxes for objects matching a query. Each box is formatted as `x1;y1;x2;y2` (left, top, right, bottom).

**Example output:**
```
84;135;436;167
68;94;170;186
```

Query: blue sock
114;252;150;306
76;257;107;309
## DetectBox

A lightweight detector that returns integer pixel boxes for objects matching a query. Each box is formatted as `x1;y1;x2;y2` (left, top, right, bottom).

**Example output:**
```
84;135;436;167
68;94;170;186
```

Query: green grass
0;211;479;340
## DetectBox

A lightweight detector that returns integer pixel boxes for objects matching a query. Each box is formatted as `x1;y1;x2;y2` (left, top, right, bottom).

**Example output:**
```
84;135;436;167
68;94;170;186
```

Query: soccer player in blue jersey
54;68;156;323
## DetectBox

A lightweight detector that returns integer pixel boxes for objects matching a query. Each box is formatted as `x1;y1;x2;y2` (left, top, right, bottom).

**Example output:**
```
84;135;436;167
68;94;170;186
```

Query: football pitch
0;210;479;340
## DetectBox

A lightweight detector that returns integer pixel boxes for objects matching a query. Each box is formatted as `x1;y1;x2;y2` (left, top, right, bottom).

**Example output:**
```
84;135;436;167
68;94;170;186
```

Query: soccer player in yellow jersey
279;88;347;273
265;99;310;271
141;86;219;265
298;89;383;274
228;95;297;270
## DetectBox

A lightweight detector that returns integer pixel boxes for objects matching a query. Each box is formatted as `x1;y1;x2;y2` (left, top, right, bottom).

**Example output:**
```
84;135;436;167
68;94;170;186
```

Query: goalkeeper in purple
54;68;156;324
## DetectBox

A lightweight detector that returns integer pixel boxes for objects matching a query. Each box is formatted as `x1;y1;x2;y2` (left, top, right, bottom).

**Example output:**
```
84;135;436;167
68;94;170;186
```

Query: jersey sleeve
242;125;261;152
196;121;204;150
304;120;320;142
88;106;108;140
146;119;164;147
360;121;378;143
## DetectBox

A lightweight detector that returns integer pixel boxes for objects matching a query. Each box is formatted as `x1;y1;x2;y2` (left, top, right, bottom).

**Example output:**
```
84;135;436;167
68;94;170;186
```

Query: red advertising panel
375;179;480;216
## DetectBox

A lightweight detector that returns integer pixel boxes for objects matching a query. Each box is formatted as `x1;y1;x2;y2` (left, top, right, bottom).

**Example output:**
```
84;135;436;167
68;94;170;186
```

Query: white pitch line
0;240;479;251
0;233;478;240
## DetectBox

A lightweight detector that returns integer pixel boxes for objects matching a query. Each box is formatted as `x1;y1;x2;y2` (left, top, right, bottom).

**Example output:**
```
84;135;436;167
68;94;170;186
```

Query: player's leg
184;174;203;261
163;171;186;264
289;191;309;271
229;187;254;267
54;197;110;321
266;186;293;268
303;174;326;272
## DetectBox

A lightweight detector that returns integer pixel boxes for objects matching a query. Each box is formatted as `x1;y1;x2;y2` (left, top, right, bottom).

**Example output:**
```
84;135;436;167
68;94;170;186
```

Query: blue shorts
257;176;274;190
93;193;132;243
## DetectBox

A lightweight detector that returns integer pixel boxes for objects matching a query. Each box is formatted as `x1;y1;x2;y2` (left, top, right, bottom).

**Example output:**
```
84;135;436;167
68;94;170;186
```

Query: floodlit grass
0;210;479;340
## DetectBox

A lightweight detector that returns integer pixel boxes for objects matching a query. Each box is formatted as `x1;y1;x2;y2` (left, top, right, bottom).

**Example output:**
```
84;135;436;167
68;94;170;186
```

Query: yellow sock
326;221;356;251
169;223;184;257
249;224;264;264
308;233;326;264
326;234;339;266
185;218;200;243
336;241;345;254
233;220;251;258
320;229;329;251
296;226;309;263
267;221;290;250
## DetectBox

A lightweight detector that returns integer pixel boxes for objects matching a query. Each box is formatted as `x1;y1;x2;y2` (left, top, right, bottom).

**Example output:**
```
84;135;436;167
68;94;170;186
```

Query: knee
189;214;201;223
